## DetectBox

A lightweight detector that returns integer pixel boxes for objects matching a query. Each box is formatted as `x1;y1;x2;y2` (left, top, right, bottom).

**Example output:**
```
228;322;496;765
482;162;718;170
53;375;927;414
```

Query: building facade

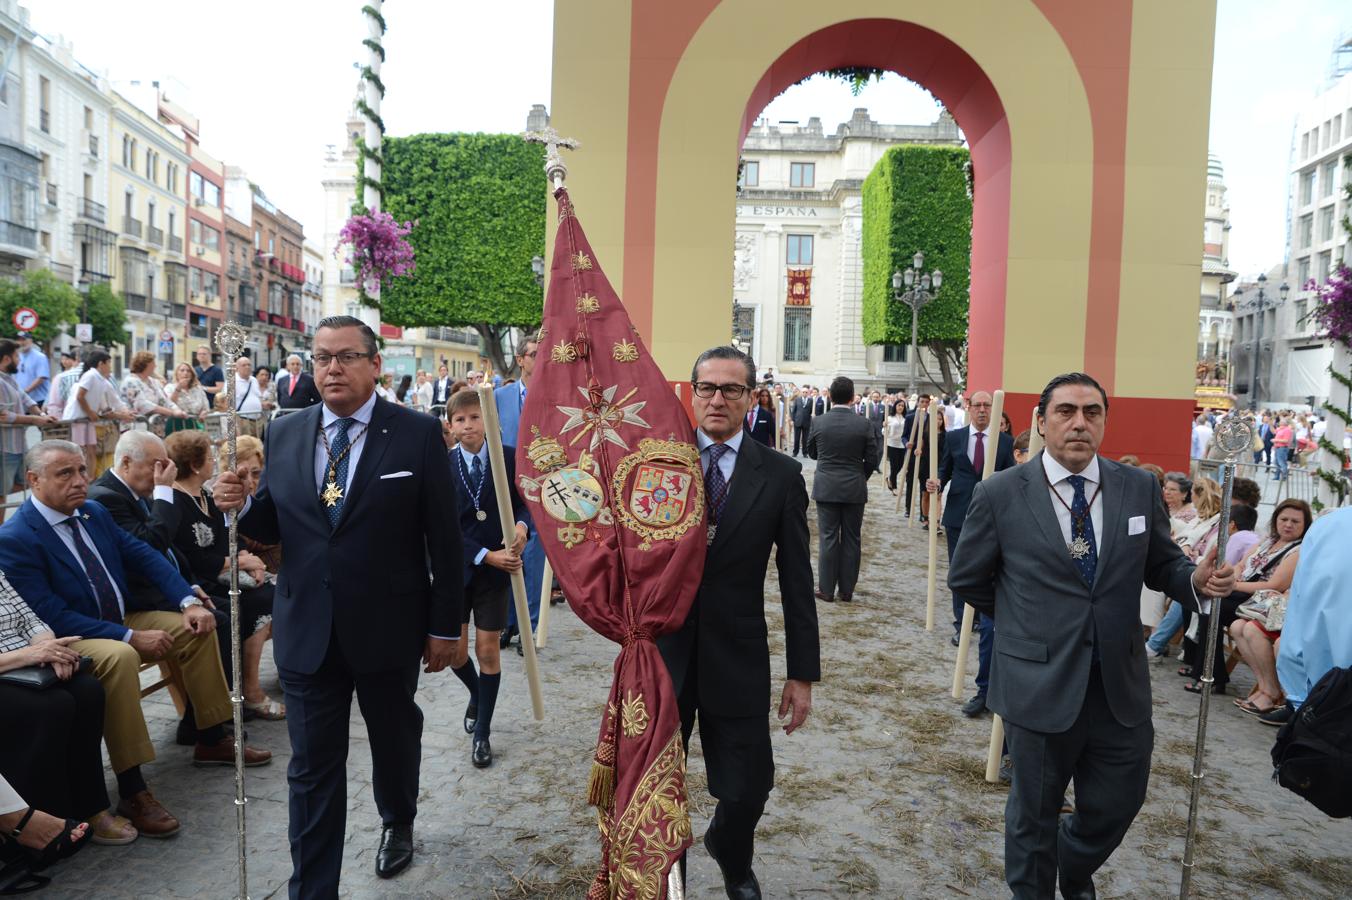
108;83;190;372
732;108;963;392
1195;153;1236;401
301;241;324;339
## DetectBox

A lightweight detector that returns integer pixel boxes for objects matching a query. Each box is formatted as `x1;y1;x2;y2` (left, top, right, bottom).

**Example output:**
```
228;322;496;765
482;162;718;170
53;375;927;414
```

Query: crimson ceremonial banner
516;188;703;899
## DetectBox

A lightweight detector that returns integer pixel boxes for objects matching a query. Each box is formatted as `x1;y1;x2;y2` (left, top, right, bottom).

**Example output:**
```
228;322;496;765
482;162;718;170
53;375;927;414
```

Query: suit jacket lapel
294;404;328;524
711;439;764;554
1020;453;1087;586
27;505;93;605
1093;458;1127;585
335;398;398;530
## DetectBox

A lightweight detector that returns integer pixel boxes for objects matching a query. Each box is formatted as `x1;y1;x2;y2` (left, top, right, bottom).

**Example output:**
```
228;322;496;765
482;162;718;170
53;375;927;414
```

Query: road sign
158;340;174;355
159;329;174;343
75;323;93;342
12;308;37;332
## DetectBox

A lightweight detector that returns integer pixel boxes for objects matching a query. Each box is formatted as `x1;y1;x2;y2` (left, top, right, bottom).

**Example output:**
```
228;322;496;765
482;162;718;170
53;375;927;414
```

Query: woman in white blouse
63;350;134;473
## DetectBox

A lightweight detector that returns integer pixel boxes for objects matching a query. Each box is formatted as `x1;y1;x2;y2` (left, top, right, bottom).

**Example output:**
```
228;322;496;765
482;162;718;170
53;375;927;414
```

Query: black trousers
792;423;808;456
0;672;109;820
886;446;905;489
1003;666;1153;899
677;656;773;879
279;632;423;900
816;501;864;599
1188;593;1246;688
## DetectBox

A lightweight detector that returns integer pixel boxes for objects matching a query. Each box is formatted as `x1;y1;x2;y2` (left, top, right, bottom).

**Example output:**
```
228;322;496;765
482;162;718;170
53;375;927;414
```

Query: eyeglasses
521;351;538;360
313;351;373;368
691;381;750;400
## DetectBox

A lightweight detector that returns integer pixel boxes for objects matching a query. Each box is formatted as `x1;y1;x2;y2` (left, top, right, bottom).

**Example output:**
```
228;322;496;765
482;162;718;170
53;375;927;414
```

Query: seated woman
1185;498;1310;697
164;430;283;721
0;572;135;855
234;435;281;575
120;351;184;424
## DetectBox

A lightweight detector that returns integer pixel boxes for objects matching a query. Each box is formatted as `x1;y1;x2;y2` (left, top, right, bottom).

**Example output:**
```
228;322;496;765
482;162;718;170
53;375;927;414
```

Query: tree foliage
861;144;972;391
0;269;80;345
85;282;127;348
380;132;546;375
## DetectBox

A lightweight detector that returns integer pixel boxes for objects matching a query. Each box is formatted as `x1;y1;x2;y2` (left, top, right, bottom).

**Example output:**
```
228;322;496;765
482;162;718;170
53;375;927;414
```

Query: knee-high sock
452;661;479;703
475;672;501;740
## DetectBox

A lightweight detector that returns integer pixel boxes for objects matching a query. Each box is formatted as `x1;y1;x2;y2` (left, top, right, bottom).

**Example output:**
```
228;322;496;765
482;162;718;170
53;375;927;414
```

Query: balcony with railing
146;225;164;247
124;293;147;312
171;302;187;320
168;234;182;254
122;216;142;239
234;310;255;326
79;197;106;224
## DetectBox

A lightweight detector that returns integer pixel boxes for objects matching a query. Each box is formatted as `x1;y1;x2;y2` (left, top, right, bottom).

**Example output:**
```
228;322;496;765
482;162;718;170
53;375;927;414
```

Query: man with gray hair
0;337;55;521
277;353;321;410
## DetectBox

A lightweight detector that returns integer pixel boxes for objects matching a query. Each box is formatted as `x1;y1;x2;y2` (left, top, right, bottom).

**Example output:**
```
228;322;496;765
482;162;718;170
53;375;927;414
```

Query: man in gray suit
948;372;1235;899
807;376;882;603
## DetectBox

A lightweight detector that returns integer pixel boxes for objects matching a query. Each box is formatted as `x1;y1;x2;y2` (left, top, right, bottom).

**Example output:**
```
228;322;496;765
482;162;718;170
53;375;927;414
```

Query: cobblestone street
52;462;1350;898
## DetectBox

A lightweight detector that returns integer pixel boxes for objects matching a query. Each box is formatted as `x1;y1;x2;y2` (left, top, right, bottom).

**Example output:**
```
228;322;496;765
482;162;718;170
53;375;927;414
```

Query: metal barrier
1193;457;1343;512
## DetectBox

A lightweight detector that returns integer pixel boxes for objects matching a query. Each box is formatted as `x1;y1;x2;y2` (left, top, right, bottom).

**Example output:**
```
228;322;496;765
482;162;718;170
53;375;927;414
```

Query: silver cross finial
1212;410;1255;463
523;127;580;190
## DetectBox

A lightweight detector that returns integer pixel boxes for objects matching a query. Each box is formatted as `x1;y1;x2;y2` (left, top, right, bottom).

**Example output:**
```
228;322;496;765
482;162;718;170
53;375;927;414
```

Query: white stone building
1197;154;1236;384
732;108;963;392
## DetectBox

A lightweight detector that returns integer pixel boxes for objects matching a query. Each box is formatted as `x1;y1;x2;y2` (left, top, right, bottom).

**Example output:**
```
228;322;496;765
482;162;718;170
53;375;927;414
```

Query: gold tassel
588;737;617;811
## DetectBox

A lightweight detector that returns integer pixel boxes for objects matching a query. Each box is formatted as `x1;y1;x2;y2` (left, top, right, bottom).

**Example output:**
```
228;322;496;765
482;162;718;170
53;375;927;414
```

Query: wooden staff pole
1027;406;1044;457
953;390;1003;699
895;399;924;514
535;558;554;649
924;408;942;631
476;386;545;720
909;408;925;530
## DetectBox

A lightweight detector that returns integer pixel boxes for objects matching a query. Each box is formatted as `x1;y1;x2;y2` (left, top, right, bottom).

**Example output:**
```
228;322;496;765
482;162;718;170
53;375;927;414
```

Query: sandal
1238;699;1280;717
1177;666;1193;677
243;697;286;720
87;812;137;846
1183;680;1226;695
7;809;89;871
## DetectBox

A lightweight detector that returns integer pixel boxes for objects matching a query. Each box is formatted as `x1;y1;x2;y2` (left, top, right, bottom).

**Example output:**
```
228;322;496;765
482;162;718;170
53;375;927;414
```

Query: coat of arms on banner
519;427;613;548
612;439;704;550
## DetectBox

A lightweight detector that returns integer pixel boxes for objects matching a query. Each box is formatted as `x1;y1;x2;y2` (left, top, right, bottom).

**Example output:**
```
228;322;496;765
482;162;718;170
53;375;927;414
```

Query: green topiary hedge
861;144;971;362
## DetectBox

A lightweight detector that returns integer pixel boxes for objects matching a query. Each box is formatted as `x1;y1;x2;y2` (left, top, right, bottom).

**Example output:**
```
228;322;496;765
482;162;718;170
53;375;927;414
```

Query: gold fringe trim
588;760;616;811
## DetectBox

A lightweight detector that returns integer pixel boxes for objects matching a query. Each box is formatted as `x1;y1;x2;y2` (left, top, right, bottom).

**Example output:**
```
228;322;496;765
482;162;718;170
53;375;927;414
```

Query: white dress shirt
696;428;742;483
967;424;996;469
31;495;132;640
1041;452;1103;546
314;391;378;495
235;375;263;417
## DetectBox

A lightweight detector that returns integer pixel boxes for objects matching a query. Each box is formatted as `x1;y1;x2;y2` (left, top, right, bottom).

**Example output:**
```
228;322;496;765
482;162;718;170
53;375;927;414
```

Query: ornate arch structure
552;0;1217;468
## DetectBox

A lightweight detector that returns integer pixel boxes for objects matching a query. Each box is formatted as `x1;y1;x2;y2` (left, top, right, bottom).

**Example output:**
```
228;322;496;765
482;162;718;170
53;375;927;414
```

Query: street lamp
531;255;545;287
1233;272;1288;409
892;251;943;398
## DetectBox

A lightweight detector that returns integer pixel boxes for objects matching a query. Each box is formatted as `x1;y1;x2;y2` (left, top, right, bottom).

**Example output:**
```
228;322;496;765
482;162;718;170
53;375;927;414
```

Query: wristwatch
181;597;204;610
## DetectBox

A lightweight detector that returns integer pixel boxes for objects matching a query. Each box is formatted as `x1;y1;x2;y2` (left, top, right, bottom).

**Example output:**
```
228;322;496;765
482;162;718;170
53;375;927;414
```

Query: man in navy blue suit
928;390;1015;714
446;389;529;769
493;336;543;651
213;316;463;896
0;439;271;839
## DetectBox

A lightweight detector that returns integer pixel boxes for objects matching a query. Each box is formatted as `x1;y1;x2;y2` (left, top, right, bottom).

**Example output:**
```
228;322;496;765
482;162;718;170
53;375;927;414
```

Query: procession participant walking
806;376;882;603
659;345;818;900
901;395;932;518
212;315;463;895
447;389;529;768
884;400;908;493
494;337;543;651
790;388;811;457
929;390;1016;686
948;372;1235;899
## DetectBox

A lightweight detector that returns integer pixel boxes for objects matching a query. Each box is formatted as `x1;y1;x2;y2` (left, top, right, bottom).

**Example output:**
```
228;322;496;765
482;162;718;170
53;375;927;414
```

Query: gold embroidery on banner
519;430;614;552
612;339;639;363
558;524;586;548
536;325;548;343
551;341;579;364
572;252;593;271
557;384;650;451
596;731;691;900
577;293;601;314
611;439;705;550
620;692;649;739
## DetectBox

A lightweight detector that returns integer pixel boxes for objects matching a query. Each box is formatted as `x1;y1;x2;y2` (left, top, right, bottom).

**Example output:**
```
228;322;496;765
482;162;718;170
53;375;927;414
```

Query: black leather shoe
1058;875;1095;899
815;590;834;603
703;828;761;900
838;593;853;603
950;632;961;647
463;703;478;735
472;738;493;768
375;823;413;879
498;625;517;650
516;641;525;657
961;693;989;718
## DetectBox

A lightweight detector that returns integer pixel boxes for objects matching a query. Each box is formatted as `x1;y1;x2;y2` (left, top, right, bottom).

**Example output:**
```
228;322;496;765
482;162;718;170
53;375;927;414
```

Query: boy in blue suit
446;390;530;769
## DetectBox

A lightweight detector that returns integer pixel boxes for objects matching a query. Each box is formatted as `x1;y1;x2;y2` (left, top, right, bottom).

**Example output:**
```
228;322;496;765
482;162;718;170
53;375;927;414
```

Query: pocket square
1128;515;1146;535
380;471;413;480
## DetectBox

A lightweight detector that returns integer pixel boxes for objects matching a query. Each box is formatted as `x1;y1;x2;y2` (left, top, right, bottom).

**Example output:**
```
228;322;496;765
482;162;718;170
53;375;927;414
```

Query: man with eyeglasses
807;376;882;604
658;345;817;900
494;337;543;652
213;315;463;895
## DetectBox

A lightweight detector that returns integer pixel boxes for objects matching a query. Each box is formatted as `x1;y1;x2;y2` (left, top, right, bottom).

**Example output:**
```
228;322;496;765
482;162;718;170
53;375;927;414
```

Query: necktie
325;417;354;529
470;454;484;494
705;443;730;524
64;518;121;622
972;431;986;475
520;385;527;412
289;374;298;396
1067;475;1098;585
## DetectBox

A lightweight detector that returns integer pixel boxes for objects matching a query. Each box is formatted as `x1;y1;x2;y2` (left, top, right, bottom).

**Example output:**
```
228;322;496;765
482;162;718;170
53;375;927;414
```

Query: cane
1179;411;1252;899
215;323;250;900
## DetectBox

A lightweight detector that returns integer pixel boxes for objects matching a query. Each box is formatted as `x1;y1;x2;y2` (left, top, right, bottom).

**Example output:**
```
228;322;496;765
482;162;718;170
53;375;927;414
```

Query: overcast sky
27;0;1351;276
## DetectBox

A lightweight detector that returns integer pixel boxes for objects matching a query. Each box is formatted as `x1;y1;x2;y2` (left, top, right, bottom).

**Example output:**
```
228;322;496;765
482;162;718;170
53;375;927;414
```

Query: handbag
0;656;93;690
1236;589;1288;631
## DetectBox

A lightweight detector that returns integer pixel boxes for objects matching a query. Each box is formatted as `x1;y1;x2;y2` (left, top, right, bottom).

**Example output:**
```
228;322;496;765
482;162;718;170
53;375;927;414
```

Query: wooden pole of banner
985;407;1043;781
535;559;554;649
895;399;924;514
924;408;942;631
909;407;926;529
953;390;1003;700
476;386;545;720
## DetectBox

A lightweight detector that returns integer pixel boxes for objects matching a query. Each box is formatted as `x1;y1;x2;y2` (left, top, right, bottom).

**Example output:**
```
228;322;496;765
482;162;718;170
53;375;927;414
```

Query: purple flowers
336;211;416;295
1310;265;1352;348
